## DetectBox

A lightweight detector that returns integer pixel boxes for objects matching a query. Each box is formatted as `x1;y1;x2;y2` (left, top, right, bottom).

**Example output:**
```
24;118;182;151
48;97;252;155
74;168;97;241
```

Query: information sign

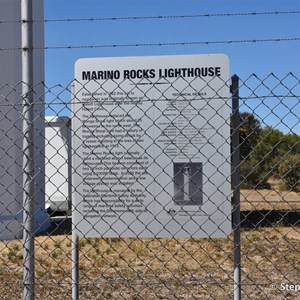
73;54;231;238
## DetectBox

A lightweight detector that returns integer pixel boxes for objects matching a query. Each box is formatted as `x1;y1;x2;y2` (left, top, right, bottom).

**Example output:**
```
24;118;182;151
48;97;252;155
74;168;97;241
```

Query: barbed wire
0;10;299;24
1;37;299;51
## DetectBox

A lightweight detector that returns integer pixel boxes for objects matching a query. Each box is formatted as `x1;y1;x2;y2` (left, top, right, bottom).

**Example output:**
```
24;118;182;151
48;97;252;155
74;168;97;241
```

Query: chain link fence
0;73;299;299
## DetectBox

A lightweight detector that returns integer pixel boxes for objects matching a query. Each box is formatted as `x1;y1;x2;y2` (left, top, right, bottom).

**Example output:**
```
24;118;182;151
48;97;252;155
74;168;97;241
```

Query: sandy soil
0;226;300;299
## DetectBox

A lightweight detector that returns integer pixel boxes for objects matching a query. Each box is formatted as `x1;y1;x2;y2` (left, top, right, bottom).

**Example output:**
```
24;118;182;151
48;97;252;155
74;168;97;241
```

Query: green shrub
239;159;271;189
278;154;300;191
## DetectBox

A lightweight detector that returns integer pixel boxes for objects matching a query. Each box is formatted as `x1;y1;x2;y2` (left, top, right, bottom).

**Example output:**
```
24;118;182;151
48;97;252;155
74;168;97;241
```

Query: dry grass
240;188;300;211
0;227;300;299
0;183;298;299
240;178;300;211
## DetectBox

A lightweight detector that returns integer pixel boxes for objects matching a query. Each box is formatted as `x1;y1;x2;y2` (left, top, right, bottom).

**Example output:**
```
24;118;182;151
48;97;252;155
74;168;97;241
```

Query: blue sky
44;0;300;132
44;0;300;84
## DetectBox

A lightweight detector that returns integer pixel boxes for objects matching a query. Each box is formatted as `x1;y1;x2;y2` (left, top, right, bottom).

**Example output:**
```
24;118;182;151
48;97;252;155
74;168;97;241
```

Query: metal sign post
71;82;79;300
231;74;241;300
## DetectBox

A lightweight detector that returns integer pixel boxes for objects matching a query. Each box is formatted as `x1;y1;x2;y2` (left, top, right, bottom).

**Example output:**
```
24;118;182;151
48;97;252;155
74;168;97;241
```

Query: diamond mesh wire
0;74;299;299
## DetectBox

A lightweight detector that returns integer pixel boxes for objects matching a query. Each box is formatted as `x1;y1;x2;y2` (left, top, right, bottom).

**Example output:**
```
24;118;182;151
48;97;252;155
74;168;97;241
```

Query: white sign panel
73;54;231;238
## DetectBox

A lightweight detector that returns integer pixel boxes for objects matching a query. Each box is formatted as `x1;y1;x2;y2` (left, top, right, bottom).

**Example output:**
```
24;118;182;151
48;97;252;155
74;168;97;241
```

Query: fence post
72;230;79;300
231;74;241;300
71;81;80;300
21;0;35;299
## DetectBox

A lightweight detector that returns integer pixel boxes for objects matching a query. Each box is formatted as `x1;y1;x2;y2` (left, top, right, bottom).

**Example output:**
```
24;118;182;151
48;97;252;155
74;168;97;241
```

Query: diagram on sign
173;162;203;206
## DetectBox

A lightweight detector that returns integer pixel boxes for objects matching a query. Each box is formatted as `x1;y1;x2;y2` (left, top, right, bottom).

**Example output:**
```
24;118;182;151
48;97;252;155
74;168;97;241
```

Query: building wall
0;0;49;239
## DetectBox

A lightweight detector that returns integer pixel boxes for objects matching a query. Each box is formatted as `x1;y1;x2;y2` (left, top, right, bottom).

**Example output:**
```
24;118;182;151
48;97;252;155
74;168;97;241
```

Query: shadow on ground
40;210;300;236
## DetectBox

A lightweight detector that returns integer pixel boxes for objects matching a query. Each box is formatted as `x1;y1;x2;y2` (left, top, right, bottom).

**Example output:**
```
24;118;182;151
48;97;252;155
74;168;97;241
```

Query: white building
45;116;71;213
0;0;50;240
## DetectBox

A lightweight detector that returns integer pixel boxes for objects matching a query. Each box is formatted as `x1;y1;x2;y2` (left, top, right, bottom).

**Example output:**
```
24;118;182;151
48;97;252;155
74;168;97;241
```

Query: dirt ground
0;184;299;299
0;226;300;299
240;188;300;211
240;178;300;211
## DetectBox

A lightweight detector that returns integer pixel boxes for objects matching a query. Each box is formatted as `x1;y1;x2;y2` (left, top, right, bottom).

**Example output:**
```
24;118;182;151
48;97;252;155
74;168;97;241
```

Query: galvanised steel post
71;82;80;300
231;74;241;300
72;228;79;300
21;0;35;299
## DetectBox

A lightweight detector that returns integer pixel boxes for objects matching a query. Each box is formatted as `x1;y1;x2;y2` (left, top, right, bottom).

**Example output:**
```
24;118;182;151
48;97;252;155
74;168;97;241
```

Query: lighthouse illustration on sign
173;162;203;206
